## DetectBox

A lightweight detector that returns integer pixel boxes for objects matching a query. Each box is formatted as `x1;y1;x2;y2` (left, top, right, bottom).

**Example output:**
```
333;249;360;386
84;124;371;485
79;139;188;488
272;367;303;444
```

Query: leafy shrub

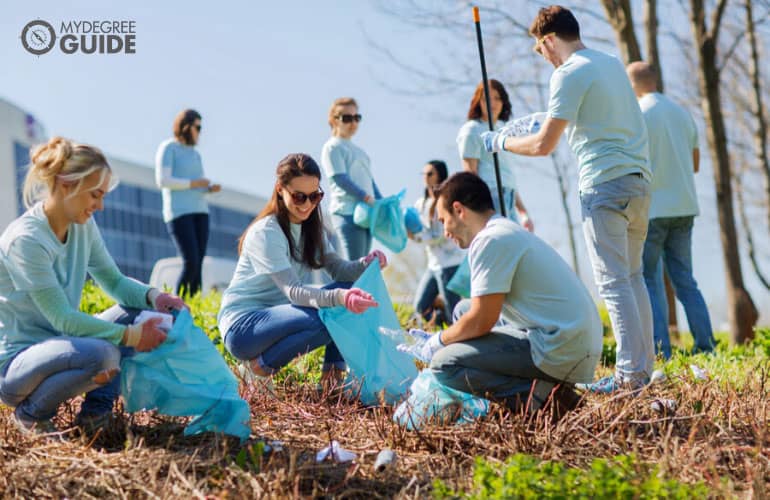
433;454;709;499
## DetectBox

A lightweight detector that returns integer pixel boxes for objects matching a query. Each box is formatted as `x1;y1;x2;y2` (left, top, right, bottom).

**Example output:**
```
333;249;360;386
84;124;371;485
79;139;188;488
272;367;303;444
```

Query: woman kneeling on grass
218;153;385;386
0;137;186;435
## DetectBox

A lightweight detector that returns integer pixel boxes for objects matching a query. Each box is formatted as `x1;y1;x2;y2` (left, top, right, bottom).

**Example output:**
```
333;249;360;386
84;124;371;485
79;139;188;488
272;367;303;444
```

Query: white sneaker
238;361;274;392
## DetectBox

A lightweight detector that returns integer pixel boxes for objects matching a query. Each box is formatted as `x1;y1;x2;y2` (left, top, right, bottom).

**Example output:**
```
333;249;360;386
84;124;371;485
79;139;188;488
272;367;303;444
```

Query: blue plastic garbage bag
319;263;418;405
445;256;471;299
353;202;371;228
370;190;408;253
120;309;251;442
393;369;490;430
403;206;423;234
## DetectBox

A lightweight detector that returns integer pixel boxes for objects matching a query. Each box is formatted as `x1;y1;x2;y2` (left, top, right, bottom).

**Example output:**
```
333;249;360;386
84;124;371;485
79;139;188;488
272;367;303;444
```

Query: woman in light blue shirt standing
457;80;534;230
321;97;383;260
0;137;185;434
218;153;385;387
155;109;221;296
410;160;465;325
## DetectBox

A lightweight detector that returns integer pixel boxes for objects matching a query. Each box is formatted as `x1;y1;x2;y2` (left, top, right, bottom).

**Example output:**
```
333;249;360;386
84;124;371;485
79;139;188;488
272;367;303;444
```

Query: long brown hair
173;109;201;145
238;154;326;269
466;80;512;122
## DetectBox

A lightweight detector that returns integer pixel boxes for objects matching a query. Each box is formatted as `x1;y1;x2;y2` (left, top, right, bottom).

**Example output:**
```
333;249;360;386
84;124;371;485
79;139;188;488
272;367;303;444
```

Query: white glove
481;131;508;153
397;329;444;363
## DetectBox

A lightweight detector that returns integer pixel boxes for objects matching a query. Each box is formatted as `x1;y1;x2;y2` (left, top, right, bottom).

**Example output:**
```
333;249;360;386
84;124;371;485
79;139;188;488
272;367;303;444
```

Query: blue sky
2;0;767;328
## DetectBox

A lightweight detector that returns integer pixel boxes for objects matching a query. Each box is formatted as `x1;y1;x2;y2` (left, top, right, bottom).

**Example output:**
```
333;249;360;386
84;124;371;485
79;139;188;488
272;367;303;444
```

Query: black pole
472;6;506;217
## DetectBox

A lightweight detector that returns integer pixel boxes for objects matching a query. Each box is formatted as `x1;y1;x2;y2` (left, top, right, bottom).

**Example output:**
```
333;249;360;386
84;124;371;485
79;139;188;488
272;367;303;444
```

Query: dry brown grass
1;363;768;499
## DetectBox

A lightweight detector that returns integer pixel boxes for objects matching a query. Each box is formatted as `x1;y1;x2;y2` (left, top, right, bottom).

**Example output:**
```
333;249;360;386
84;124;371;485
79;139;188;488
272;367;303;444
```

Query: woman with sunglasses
155;108;222;297
410;160;465;326
321;97;383;260
457;80;534;231
218;153;386;386
0;137;186;435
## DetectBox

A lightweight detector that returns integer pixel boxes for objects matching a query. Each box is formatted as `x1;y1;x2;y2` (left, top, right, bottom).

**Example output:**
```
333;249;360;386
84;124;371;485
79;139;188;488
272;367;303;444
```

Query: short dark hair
173;109;202;146
467;79;512;122
434;172;494;214
529;5;580;41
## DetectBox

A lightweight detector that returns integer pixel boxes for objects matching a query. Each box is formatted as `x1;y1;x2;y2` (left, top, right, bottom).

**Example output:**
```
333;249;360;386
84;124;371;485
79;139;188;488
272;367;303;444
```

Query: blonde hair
23;136;116;208
327;97;358;128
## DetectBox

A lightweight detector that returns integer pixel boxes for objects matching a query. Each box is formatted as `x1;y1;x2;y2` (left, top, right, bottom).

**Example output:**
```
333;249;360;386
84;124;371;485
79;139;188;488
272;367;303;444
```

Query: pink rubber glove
362;249;388;269
154;292;187;312
343;288;378;314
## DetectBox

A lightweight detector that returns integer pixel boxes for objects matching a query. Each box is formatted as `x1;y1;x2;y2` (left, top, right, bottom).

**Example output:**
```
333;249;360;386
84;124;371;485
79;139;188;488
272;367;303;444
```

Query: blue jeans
224;283;349;374
331;213;371;260
167;212;209;296
489;187;518;222
0;305;138;422
643;216;714;359
413;265;461;325
580;173;654;384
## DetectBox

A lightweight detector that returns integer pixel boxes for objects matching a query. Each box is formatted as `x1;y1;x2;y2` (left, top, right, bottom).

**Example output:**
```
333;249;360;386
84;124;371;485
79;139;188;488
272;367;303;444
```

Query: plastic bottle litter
689;364;709;381
316;440;356;463
650;399;677;414
650;369;667;384
373;449;397;473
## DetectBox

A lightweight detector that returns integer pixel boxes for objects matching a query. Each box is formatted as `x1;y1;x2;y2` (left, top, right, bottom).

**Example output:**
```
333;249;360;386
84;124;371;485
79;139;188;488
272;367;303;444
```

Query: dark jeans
413;265;461;325
167;213;209;296
642;216;715;358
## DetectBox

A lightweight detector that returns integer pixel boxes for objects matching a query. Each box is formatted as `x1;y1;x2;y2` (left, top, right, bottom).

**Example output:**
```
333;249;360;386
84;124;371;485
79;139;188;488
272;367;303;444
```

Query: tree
600;0;643;62
689;0;759;343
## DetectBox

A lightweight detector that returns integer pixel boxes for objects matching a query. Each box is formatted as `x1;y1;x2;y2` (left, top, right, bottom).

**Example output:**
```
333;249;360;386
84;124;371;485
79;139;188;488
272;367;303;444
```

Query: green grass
65;282;769;498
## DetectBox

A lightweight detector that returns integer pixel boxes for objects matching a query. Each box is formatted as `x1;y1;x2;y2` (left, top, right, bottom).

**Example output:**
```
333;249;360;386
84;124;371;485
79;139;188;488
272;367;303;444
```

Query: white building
0;97;266;282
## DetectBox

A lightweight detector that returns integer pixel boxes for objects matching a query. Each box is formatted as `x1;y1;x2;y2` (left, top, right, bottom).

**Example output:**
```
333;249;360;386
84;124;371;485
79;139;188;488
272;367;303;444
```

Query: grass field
0;283;767;498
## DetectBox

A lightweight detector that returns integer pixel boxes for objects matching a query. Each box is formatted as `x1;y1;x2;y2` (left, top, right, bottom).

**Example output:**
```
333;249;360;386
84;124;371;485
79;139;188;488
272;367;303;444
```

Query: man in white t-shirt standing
481;5;653;393
626;61;715;360
406;172;602;414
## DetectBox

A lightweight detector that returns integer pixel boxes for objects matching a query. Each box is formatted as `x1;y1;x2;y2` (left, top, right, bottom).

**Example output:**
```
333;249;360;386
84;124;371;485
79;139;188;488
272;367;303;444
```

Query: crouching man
417;172;602;414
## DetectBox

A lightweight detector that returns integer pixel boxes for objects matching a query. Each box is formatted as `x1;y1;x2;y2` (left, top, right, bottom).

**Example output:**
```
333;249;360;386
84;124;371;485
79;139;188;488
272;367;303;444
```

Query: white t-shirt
218;215;331;334
469;216;602;383
414;196;465;272
321;136;376;215
639;92;700;218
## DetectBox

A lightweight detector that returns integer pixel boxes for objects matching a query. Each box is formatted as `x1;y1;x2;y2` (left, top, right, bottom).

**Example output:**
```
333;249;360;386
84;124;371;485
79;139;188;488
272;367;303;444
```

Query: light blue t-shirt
155;138;209;223
218;215;330;335
0;203;150;370
468;216;602;383
548;48;651;192
321;137;376;216
639;92;700;219
415;197;465;272
457;120;517;191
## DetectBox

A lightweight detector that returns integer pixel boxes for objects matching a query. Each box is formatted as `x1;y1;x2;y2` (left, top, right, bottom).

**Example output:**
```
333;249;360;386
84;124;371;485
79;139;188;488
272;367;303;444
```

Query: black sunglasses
284;187;324;205
337;113;362;124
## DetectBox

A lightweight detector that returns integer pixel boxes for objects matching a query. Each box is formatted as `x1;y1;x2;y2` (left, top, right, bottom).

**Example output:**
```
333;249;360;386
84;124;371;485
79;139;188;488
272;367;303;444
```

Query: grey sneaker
13;407;57;436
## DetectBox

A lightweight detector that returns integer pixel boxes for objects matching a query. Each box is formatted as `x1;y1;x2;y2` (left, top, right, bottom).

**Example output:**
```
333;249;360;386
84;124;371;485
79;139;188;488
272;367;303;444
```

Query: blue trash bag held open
120;310;251;442
319;263;418;405
369;189;408;253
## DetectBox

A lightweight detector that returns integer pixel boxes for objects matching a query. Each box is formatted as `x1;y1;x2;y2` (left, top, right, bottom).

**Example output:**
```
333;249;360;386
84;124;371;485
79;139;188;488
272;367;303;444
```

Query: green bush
433;454;709;499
